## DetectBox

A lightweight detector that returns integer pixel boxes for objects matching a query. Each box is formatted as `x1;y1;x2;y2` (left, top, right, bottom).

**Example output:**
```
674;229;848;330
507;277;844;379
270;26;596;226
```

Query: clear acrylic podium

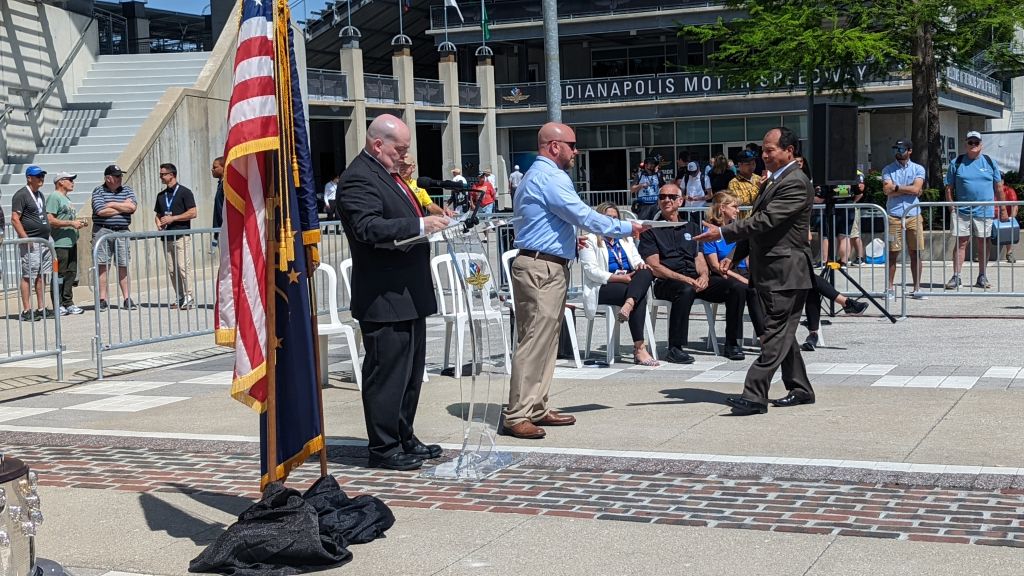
421;216;522;480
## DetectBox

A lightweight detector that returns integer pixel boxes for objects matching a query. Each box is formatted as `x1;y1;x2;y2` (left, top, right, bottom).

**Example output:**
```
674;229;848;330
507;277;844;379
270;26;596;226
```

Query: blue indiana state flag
259;7;324;488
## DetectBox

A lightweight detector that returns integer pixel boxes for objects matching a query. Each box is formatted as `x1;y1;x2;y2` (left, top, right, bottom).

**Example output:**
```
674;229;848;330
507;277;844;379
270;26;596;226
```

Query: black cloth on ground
189;475;394;575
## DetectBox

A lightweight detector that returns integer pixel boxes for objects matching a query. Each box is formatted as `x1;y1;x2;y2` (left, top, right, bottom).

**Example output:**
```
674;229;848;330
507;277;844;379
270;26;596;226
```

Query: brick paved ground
6;438;1023;550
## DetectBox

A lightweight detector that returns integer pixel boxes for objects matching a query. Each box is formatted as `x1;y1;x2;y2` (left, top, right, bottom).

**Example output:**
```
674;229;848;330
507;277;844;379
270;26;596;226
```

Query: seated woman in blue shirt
580;201;658;366
702;192;766;341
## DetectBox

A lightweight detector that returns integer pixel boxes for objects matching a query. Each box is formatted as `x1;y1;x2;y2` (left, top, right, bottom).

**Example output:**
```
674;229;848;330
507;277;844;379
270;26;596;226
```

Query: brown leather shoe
535;410;576;426
500;420;546;439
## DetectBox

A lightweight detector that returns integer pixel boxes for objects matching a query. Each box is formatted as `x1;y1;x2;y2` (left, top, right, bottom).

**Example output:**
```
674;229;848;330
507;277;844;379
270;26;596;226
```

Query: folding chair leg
605;311;617;365
341;325;362;391
644;309;658;361
442;321;454;372
563;308;582;369
585;317;595;360
703;303;720;355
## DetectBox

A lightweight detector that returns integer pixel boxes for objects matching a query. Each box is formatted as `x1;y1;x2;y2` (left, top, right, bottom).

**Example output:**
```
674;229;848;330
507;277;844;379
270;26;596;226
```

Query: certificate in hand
640;219;692;228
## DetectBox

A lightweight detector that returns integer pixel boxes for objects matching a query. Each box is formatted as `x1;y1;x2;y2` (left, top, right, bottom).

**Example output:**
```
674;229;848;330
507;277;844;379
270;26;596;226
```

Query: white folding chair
583;302;658;365
649;293;720;355
315;261;362;389
501;249;582;369
431;253;511;376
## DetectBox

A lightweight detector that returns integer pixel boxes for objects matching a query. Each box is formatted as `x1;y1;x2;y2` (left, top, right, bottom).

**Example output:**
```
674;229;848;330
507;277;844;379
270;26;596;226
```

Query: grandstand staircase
1;52;210;209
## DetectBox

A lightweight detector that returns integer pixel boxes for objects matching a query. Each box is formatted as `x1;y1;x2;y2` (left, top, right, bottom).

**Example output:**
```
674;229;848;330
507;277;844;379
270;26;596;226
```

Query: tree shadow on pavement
139;489;253;546
627;388;732;408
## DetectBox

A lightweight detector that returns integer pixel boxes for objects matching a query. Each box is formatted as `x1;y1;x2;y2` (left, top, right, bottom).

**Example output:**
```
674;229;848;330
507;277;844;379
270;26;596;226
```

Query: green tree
682;1;1024;187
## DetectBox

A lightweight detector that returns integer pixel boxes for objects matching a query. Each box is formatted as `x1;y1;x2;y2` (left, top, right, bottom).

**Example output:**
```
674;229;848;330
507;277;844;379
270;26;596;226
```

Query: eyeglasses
550;140;577;150
658;194;680;201
892;147;909;154
966;140;981;145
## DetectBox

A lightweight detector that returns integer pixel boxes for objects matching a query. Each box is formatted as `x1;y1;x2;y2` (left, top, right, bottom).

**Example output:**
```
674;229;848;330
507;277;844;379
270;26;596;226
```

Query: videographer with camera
630;156;663;220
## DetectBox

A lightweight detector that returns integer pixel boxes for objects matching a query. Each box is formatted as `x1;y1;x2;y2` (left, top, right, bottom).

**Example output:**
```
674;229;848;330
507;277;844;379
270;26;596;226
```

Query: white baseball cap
687;161;699;172
965;131;982;141
513;165;519;170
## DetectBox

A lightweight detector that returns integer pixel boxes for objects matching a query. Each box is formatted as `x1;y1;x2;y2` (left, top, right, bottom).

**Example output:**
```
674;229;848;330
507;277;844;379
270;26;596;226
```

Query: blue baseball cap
736;150;758;163
25;165;46;177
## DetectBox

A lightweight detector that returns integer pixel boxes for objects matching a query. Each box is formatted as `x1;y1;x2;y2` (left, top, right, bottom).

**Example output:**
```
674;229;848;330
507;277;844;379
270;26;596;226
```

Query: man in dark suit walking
337;114;450;469
695;127;815;415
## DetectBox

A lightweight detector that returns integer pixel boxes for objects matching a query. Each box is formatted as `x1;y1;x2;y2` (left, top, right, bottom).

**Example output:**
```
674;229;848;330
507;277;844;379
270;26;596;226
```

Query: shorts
850;208;862;239
829;207;856;237
952;212;992;238
19;243;53;279
93;228;132;266
888;215;924;252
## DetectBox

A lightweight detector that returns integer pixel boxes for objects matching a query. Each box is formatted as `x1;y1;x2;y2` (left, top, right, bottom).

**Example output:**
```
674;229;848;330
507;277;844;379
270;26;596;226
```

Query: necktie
392;174;423;217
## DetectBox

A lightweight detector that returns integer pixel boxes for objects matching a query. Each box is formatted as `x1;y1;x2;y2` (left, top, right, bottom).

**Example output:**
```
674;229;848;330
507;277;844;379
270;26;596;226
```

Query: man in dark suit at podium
337;114;450;470
695;127;815;415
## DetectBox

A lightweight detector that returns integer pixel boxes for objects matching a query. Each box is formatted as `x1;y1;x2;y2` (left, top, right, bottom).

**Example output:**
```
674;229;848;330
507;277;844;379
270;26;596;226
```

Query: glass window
510;129;535;153
644;122;674;146
576;126;606;150
711;118;745;142
607;124;625;148
782;114;808;138
592;47;628;78
746;116;781;142
676;120;709;144
623;124;642;147
461;126;480;156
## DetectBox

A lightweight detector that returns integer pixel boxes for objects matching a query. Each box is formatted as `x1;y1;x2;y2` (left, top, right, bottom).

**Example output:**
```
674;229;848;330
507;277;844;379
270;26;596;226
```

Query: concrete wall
0;0;98;164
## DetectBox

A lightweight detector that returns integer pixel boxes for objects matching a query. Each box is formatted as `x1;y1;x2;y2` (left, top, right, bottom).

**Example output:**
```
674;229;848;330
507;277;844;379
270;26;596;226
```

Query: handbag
990;219;1020;246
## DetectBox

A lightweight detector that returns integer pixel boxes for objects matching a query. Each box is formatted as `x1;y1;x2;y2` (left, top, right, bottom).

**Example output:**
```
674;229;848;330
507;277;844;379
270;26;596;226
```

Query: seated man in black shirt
639;183;746;363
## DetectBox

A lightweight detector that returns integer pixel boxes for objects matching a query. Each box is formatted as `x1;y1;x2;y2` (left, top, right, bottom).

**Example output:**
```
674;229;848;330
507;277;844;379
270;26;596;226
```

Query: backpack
950;153;997;196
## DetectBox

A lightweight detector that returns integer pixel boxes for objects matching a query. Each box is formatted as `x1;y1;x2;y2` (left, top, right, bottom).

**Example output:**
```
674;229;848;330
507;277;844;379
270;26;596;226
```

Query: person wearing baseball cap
91;164;138;311
881;138;927;300
508;164;524;200
943;130;1006;290
46;172;87;315
728;149;762;210
11;166;54;320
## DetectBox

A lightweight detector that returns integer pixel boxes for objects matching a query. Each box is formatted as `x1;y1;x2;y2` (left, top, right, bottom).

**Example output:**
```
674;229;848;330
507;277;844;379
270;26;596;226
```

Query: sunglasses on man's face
966;139;981;145
892;147;909;154
658;194;680;201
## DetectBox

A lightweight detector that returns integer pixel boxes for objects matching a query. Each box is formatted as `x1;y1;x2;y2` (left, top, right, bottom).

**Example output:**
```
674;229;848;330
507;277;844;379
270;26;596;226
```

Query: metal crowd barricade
899;201;1023;315
91;227;219;378
813;202;892;306
0;237;63;380
313;220;351;314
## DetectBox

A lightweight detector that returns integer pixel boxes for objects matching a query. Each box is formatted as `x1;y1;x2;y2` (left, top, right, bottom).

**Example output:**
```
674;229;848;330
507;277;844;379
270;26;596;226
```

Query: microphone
417;176;469;190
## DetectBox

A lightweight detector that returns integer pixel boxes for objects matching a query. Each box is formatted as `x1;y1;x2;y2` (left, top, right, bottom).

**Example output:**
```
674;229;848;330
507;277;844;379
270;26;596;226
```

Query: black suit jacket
721;164;814;292
337;151;437;323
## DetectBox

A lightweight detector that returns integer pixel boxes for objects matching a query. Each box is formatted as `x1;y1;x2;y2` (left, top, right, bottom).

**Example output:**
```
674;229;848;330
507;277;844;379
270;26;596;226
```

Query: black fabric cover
189;475;395;575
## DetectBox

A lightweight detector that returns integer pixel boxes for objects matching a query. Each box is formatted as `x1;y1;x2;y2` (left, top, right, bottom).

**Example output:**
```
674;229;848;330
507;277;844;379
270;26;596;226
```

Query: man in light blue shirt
943;130;1007;290
504;122;645;440
881;139;926;299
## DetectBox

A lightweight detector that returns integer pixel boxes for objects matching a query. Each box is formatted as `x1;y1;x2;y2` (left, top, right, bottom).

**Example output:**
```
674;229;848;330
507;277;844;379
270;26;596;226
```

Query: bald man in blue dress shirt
502;122;648;439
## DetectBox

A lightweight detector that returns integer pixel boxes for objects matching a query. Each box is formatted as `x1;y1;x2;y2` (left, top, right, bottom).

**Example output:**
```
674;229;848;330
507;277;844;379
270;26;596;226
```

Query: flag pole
307;250;329;477
265;149;280;484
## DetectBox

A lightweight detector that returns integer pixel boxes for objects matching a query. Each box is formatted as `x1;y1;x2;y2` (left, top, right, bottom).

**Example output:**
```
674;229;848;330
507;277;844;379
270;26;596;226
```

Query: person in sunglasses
882;139;927;300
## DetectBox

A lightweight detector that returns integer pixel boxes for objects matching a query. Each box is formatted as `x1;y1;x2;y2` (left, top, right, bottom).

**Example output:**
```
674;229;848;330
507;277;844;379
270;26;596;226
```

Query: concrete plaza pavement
0;306;1021;574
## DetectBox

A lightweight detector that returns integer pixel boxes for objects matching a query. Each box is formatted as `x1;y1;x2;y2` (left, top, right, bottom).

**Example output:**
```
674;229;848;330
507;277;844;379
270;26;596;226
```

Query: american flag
215;0;279;412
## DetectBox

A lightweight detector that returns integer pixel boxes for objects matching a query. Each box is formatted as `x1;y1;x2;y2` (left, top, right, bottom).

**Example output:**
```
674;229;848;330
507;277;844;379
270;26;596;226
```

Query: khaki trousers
164;235;193;301
504;255;569;426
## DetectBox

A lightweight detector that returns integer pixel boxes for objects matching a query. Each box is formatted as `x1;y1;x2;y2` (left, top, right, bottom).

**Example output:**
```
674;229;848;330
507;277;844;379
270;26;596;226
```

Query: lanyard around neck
164;185;179;212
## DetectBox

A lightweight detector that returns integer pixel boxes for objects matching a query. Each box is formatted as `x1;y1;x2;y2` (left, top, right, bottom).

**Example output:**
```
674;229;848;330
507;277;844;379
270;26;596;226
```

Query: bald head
365;114;411;172
537;122;578;170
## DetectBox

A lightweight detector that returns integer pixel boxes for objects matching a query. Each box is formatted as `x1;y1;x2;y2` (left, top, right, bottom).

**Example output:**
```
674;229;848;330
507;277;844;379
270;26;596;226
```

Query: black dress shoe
403;438;443;459
725;396;767;415
801;333;818;351
722;345;745;361
665;346;695;364
367;452;423;471
770;393;815;407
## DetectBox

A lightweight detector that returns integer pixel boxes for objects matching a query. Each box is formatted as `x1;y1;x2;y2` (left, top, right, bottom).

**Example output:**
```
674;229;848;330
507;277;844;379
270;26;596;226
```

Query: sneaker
801;333;819;352
851;257;864;267
123;298;139;311
59;306;68;316
974;274;991;289
943;275;961;290
179;295;195;310
883;288;896;301
909;290;927;300
66;305;85;315
19;310;36;322
664;346;695;364
1008;251;1017;264
35;308;55;320
842;299;868;315
98;299;109;312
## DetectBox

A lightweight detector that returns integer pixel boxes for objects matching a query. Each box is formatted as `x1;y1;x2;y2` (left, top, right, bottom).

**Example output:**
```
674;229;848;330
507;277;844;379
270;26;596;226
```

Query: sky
141;0;320;17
